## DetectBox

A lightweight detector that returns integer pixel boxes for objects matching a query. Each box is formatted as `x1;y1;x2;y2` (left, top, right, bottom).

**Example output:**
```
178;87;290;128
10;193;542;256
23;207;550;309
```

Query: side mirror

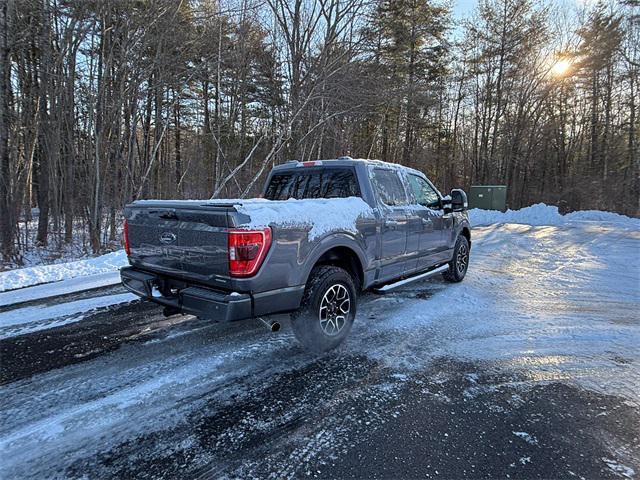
450;189;468;212
441;194;452;213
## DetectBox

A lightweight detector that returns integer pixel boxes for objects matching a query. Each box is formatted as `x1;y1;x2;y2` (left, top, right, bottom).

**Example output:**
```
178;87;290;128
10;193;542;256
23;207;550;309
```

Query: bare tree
0;0;12;259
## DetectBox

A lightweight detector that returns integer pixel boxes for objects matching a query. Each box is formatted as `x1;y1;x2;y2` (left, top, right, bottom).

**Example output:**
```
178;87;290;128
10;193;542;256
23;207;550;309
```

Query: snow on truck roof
273;157;426;177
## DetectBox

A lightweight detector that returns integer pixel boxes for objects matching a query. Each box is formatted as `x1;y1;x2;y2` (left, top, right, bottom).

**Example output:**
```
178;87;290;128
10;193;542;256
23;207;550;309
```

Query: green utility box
469;185;507;211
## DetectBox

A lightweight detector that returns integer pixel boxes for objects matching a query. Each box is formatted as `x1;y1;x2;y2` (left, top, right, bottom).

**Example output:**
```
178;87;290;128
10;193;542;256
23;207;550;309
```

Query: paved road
0;224;638;479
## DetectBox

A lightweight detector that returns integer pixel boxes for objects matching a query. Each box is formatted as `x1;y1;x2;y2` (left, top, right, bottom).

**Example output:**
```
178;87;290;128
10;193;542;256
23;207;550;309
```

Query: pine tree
371;0;451;166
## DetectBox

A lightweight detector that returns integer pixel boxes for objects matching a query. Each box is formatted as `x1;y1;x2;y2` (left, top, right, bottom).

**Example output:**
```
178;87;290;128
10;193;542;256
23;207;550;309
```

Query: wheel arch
303;240;366;290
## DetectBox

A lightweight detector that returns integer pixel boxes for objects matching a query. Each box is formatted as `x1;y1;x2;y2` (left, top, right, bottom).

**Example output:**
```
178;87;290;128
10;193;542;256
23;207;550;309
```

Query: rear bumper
120;267;304;322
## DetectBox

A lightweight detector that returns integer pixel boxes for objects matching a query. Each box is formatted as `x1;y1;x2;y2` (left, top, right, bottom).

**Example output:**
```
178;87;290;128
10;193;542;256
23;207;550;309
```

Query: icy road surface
0;222;639;479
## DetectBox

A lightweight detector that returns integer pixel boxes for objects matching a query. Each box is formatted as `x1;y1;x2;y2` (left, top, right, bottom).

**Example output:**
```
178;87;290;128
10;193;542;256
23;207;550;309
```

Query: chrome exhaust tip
259;317;281;332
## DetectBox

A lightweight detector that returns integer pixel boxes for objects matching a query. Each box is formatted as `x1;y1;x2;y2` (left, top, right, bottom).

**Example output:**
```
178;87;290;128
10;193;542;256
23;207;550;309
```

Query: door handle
384;220;401;230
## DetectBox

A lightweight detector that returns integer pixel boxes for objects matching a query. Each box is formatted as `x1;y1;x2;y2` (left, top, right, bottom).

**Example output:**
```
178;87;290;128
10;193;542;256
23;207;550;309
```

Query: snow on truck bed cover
234;197;374;239
134;197;375;240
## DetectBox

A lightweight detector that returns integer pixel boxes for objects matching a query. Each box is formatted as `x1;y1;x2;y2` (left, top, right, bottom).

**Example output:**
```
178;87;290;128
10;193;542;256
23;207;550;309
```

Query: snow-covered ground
354;222;639;400
0;205;638;478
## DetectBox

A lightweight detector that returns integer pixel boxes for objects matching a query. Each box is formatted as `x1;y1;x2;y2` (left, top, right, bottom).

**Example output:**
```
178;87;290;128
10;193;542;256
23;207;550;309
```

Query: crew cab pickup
121;157;471;351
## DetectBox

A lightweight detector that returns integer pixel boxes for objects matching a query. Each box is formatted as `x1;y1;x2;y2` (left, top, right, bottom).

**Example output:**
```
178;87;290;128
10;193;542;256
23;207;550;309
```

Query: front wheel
442;235;470;282
291;266;357;352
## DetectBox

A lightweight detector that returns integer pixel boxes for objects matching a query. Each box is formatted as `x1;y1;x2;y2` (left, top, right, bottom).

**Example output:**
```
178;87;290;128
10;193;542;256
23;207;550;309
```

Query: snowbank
469;203;640;229
0;271;122;307
234;197;374;239
0;250;127;292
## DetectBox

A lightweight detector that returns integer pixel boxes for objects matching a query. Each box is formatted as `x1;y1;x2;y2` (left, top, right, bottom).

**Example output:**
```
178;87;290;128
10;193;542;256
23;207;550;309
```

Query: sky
453;0;478;19
450;0;595;24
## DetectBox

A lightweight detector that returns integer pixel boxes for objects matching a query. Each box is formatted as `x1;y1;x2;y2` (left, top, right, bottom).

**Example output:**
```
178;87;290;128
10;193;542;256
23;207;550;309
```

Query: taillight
228;227;272;277
123;220;131;256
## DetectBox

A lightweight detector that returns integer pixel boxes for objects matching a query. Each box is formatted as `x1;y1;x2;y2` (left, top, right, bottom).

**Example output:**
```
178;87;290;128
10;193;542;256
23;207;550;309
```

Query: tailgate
126;203;231;283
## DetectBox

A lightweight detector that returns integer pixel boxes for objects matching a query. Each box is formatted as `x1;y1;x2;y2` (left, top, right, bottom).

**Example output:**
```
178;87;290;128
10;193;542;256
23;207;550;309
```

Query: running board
373;265;449;293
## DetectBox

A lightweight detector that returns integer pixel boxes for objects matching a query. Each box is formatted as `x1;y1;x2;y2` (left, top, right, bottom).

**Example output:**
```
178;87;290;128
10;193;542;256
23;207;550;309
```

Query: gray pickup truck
121;157;471;351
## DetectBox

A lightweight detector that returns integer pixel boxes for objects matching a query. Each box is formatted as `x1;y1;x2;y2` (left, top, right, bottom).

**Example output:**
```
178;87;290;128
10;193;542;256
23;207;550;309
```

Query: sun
551;59;572;78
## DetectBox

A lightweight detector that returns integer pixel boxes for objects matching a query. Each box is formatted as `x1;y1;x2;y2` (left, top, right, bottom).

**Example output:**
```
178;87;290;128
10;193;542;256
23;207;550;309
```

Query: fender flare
298;233;368;287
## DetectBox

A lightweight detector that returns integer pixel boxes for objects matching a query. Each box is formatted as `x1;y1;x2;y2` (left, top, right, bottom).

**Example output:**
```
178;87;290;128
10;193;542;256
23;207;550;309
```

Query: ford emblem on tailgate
159;232;177;245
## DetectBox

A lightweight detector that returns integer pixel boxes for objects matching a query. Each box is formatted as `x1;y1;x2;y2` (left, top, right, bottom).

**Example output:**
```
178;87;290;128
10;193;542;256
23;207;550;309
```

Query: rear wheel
442;235;470;282
291;266;357;352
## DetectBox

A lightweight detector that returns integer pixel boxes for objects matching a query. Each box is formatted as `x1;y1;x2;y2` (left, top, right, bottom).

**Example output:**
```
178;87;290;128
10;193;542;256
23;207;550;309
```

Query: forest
0;0;638;263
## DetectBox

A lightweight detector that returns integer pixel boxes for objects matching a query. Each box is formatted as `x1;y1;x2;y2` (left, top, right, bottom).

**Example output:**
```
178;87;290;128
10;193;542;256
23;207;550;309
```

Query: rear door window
371;169;407;206
265;168;360;200
323;169;360;198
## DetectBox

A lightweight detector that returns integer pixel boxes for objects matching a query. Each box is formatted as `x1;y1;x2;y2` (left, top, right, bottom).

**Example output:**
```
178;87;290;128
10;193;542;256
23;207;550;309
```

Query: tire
442;235;470;283
291;266;357;353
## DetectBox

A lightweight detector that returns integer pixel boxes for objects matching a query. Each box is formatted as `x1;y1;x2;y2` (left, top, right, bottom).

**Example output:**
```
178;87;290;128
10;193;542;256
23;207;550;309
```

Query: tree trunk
174;90;182;195
35;1;51;247
0;0;13;259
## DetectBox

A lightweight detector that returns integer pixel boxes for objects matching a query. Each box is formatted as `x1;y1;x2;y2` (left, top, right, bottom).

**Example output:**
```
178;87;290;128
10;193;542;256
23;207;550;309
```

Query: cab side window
371;169;408;206
408;174;440;208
